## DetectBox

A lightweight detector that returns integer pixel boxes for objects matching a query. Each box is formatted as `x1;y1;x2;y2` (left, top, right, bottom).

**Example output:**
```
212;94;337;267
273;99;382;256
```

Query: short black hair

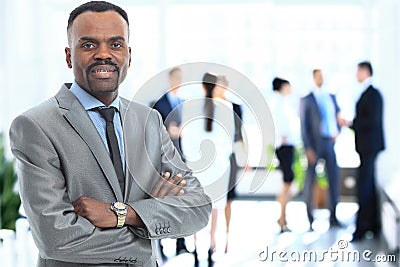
358;61;373;76
67;1;129;43
272;77;290;91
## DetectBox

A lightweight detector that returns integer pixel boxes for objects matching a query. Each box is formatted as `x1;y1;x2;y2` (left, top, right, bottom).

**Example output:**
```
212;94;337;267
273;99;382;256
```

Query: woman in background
214;75;244;254
269;77;299;233
181;73;234;266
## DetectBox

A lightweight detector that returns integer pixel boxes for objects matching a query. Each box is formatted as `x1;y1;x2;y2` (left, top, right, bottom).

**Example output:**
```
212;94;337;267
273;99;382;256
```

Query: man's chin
88;79;119;94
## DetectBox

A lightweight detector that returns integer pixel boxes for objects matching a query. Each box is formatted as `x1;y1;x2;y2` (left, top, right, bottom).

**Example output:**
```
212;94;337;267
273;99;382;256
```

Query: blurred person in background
181;73;235;267
152;67;189;258
300;69;343;229
269;77;299;233
213;75;245;253
350;61;385;241
152;67;185;158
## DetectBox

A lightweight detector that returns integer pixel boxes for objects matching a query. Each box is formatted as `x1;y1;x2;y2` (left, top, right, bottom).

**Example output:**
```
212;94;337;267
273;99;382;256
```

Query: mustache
86;60;120;75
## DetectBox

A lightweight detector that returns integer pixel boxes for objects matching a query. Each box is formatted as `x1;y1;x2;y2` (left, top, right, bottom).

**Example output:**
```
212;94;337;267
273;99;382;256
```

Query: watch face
113;202;126;210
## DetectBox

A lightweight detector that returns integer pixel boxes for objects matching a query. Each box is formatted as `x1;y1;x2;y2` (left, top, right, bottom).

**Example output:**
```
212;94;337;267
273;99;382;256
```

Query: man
9;2;211;266
152;68;188;256
152;67;184;160
351;61;385;241
300;69;342;229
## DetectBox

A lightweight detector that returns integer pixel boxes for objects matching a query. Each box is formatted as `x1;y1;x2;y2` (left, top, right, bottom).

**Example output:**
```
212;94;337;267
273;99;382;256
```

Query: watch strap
111;202;127;228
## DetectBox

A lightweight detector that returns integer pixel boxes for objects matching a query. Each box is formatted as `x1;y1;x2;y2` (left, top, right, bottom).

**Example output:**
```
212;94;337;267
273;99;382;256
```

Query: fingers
150;172;170;197
167;179;186;196
72;196;89;216
152;172;186;198
158;173;183;198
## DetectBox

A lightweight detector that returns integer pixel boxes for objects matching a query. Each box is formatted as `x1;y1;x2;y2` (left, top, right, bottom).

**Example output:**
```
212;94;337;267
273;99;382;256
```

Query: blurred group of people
151;61;385;266
270;61;385;242
151;68;244;267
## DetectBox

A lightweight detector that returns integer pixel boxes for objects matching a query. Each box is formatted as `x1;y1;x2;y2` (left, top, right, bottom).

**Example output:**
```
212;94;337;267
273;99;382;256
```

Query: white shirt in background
268;92;300;148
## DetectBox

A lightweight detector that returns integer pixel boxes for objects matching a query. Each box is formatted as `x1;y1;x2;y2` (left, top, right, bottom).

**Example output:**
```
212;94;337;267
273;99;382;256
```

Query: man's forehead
71;10;129;36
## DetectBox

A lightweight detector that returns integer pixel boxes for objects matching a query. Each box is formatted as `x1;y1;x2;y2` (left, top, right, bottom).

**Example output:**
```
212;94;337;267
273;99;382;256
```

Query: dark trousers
303;138;340;223
355;152;380;233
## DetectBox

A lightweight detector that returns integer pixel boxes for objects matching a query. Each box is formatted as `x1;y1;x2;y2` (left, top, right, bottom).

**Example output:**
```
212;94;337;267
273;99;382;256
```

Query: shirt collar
166;92;182;108
166;91;179;102
361;77;372;90
312;85;323;97
70;82;120;111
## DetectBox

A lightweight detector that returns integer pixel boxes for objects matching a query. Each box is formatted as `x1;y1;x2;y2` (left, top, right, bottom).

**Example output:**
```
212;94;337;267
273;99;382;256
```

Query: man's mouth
90;65;117;79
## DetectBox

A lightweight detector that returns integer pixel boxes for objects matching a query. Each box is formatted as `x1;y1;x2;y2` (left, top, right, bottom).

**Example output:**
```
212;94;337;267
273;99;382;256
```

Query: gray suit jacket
9;84;211;267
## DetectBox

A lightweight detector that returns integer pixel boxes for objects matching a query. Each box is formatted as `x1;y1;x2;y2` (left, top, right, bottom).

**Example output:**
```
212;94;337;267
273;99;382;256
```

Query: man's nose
94;43;112;61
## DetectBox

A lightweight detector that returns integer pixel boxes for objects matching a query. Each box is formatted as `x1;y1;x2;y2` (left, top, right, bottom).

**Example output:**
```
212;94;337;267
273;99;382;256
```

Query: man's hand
151;172;186;199
73;196;117;228
305;149;317;165
337;113;353;128
167;122;181;139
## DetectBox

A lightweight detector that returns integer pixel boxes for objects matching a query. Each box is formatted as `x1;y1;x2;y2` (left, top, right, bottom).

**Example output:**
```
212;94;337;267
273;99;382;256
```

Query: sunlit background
1;0;400;266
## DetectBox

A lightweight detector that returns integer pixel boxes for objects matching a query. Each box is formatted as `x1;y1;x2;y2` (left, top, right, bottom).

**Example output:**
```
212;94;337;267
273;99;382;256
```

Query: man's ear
128;47;132;67
65;47;72;68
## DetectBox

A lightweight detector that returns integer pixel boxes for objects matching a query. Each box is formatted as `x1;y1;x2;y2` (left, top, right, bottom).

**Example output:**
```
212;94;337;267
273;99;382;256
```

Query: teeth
96;70;112;73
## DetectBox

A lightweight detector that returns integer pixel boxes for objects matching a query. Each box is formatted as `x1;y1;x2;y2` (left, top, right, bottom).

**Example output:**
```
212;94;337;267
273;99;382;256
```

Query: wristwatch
110;202;127;228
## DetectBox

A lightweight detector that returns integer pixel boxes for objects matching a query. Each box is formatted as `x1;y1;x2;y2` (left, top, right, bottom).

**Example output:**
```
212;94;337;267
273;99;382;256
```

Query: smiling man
9;1;211;266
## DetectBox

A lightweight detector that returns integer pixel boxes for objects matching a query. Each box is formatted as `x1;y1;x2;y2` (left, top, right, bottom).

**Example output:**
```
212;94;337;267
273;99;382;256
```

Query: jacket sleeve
353;90;383;131
300;97;312;150
9;115;152;265
331;94;342;131
127;110;212;240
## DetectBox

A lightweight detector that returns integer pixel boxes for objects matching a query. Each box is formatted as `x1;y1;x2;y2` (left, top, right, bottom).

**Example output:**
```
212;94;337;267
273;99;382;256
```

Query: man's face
313;71;323;88
169;70;182;93
65;11;131;96
356;67;369;83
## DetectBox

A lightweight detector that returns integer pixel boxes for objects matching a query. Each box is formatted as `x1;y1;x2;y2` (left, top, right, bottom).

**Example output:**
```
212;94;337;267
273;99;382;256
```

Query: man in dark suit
300;69;342;229
152;67;184;157
152;67;188;256
351;61;385;241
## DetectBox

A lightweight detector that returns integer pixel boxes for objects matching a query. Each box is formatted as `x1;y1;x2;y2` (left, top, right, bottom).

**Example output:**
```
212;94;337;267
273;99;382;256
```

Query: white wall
375;0;400;188
1;0;399;187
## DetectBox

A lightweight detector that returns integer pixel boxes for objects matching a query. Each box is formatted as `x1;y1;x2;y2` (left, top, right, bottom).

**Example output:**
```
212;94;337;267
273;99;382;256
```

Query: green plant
0;132;21;230
293;144;307;189
269;143;328;191
293;144;328;190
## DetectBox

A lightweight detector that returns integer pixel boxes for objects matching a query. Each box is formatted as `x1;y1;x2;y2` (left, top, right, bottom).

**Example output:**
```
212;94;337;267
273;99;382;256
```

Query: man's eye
112;43;123;49
82;43;95;49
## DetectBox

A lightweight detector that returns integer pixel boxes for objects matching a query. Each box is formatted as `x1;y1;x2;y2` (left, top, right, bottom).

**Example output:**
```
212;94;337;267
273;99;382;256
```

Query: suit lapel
309;94;322;120
56;85;123;200
119;99;140;200
356;86;371;109
163;94;173;114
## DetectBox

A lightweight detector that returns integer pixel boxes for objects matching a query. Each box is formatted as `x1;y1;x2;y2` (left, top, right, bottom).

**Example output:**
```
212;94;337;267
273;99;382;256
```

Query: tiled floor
159;200;398;267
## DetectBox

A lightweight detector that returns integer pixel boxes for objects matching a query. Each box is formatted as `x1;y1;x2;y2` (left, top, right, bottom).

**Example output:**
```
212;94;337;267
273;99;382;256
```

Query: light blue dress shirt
70;83;125;170
313;87;338;138
166;92;181;109
166;92;183;119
